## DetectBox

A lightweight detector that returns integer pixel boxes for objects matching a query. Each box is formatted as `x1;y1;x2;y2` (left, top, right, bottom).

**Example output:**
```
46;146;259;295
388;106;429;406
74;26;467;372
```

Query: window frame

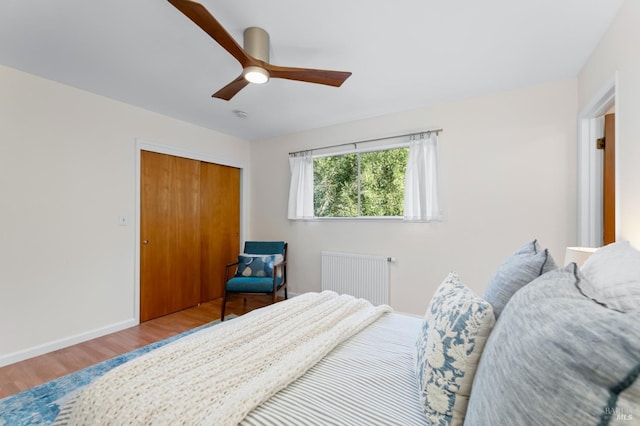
311;142;410;220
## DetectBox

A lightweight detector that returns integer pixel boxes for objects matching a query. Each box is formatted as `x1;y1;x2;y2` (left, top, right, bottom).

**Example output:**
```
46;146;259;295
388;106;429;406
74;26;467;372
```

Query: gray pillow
483;240;557;318
466;264;640;425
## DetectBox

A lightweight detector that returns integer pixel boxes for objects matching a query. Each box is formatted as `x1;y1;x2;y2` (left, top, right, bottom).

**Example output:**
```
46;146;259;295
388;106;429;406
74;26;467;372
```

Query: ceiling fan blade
168;0;252;67
212;74;250;101
265;64;352;87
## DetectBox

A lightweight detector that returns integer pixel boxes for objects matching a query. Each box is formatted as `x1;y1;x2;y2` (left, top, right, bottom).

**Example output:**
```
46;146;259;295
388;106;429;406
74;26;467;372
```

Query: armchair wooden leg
284;286;288;300
221;290;228;321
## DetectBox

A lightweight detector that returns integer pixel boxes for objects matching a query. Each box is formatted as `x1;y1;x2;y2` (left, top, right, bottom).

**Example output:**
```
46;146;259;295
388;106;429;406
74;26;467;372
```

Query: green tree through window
313;147;408;217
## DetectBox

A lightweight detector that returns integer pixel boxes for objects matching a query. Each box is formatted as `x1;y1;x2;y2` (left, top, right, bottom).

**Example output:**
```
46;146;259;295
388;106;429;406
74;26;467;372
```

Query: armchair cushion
226;277;277;293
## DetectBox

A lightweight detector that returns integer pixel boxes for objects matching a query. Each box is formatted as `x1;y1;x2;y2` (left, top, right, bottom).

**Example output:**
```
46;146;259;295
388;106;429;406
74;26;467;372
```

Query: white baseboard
1;294;302;368
0;318;138;368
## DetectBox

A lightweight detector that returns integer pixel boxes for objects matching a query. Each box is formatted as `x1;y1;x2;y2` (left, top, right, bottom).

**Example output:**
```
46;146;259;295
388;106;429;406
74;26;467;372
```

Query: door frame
577;73;618;247
135;139;246;323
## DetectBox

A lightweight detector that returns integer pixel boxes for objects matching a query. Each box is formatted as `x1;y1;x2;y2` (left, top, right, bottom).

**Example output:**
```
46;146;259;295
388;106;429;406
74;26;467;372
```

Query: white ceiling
0;0;624;141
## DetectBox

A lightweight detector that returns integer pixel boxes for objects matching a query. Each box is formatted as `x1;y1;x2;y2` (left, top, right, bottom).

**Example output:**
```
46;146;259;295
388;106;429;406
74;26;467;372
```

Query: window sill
290;216;443;223
303;216;405;222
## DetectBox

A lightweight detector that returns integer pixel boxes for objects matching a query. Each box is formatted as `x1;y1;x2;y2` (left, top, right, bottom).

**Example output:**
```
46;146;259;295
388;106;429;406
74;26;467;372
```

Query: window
313;146;409;218
288;132;441;222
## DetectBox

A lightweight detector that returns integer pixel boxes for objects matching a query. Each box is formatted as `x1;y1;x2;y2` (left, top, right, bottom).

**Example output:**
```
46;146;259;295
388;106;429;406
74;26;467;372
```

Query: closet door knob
143;240;149;245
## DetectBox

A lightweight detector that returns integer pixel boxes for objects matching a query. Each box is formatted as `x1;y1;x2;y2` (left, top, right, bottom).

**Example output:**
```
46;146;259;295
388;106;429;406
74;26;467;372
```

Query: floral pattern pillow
415;272;495;425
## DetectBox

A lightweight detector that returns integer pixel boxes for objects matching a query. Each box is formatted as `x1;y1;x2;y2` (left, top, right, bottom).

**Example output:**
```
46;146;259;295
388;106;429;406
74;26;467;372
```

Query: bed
54;240;640;426
54;292;428;425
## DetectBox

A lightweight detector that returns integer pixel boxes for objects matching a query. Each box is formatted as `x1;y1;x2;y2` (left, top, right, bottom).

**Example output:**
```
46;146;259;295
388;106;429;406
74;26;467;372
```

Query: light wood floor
0;295;281;399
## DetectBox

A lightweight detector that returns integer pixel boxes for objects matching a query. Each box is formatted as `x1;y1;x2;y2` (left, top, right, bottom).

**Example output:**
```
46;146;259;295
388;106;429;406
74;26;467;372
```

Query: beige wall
579;0;640;247
1;64;586;364
0;65;250;365
250;79;578;315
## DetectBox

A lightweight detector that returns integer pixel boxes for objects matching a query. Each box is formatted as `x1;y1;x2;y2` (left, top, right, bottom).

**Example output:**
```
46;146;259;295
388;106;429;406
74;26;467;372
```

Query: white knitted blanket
63;291;391;425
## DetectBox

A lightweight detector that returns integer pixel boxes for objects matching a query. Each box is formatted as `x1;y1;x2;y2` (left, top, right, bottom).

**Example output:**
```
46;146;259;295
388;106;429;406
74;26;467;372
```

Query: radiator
321;251;390;305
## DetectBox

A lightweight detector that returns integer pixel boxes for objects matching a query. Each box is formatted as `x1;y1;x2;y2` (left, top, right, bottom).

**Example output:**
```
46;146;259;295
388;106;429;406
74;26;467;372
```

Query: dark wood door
140;151;201;322
200;163;241;302
603;113;615;244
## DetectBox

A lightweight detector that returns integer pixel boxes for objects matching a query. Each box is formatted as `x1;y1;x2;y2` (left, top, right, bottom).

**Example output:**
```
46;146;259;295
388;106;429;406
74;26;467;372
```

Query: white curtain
404;133;442;221
288;153;314;220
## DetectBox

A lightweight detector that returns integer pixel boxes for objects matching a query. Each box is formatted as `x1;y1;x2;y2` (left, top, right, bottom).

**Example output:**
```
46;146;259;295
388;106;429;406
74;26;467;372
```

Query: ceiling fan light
243;66;269;84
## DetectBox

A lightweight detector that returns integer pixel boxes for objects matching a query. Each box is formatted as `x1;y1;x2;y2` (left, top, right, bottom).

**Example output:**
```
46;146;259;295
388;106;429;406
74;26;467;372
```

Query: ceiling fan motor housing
244;27;270;63
242;27;270;83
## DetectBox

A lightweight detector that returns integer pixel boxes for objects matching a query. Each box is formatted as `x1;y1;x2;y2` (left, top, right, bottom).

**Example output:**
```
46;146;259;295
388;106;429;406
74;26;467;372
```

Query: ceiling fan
168;0;352;101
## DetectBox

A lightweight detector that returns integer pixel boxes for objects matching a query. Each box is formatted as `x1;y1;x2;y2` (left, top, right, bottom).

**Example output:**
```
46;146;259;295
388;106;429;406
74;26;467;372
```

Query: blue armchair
221;241;287;320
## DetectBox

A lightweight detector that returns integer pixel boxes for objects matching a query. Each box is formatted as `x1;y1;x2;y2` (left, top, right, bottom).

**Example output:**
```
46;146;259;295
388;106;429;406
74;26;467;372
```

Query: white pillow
580;241;640;312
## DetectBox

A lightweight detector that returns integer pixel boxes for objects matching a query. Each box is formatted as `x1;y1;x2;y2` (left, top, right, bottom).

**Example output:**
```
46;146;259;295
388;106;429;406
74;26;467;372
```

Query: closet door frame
134;139;246;324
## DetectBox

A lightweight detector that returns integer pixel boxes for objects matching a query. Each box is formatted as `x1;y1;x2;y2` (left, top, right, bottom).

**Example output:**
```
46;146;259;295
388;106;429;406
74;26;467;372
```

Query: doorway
577;75;617;247
135;141;245;323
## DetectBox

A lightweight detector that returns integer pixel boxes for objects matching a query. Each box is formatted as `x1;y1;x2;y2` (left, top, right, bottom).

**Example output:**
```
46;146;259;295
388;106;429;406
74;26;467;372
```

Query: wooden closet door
140;151;201;322
200;163;241;302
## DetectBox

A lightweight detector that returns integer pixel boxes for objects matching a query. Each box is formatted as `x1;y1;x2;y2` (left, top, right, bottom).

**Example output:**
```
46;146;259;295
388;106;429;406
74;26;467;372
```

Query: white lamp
564;247;598;267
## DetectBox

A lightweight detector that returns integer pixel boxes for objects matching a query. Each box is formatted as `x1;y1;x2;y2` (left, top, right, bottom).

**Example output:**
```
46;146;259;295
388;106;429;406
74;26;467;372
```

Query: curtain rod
288;128;443;156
